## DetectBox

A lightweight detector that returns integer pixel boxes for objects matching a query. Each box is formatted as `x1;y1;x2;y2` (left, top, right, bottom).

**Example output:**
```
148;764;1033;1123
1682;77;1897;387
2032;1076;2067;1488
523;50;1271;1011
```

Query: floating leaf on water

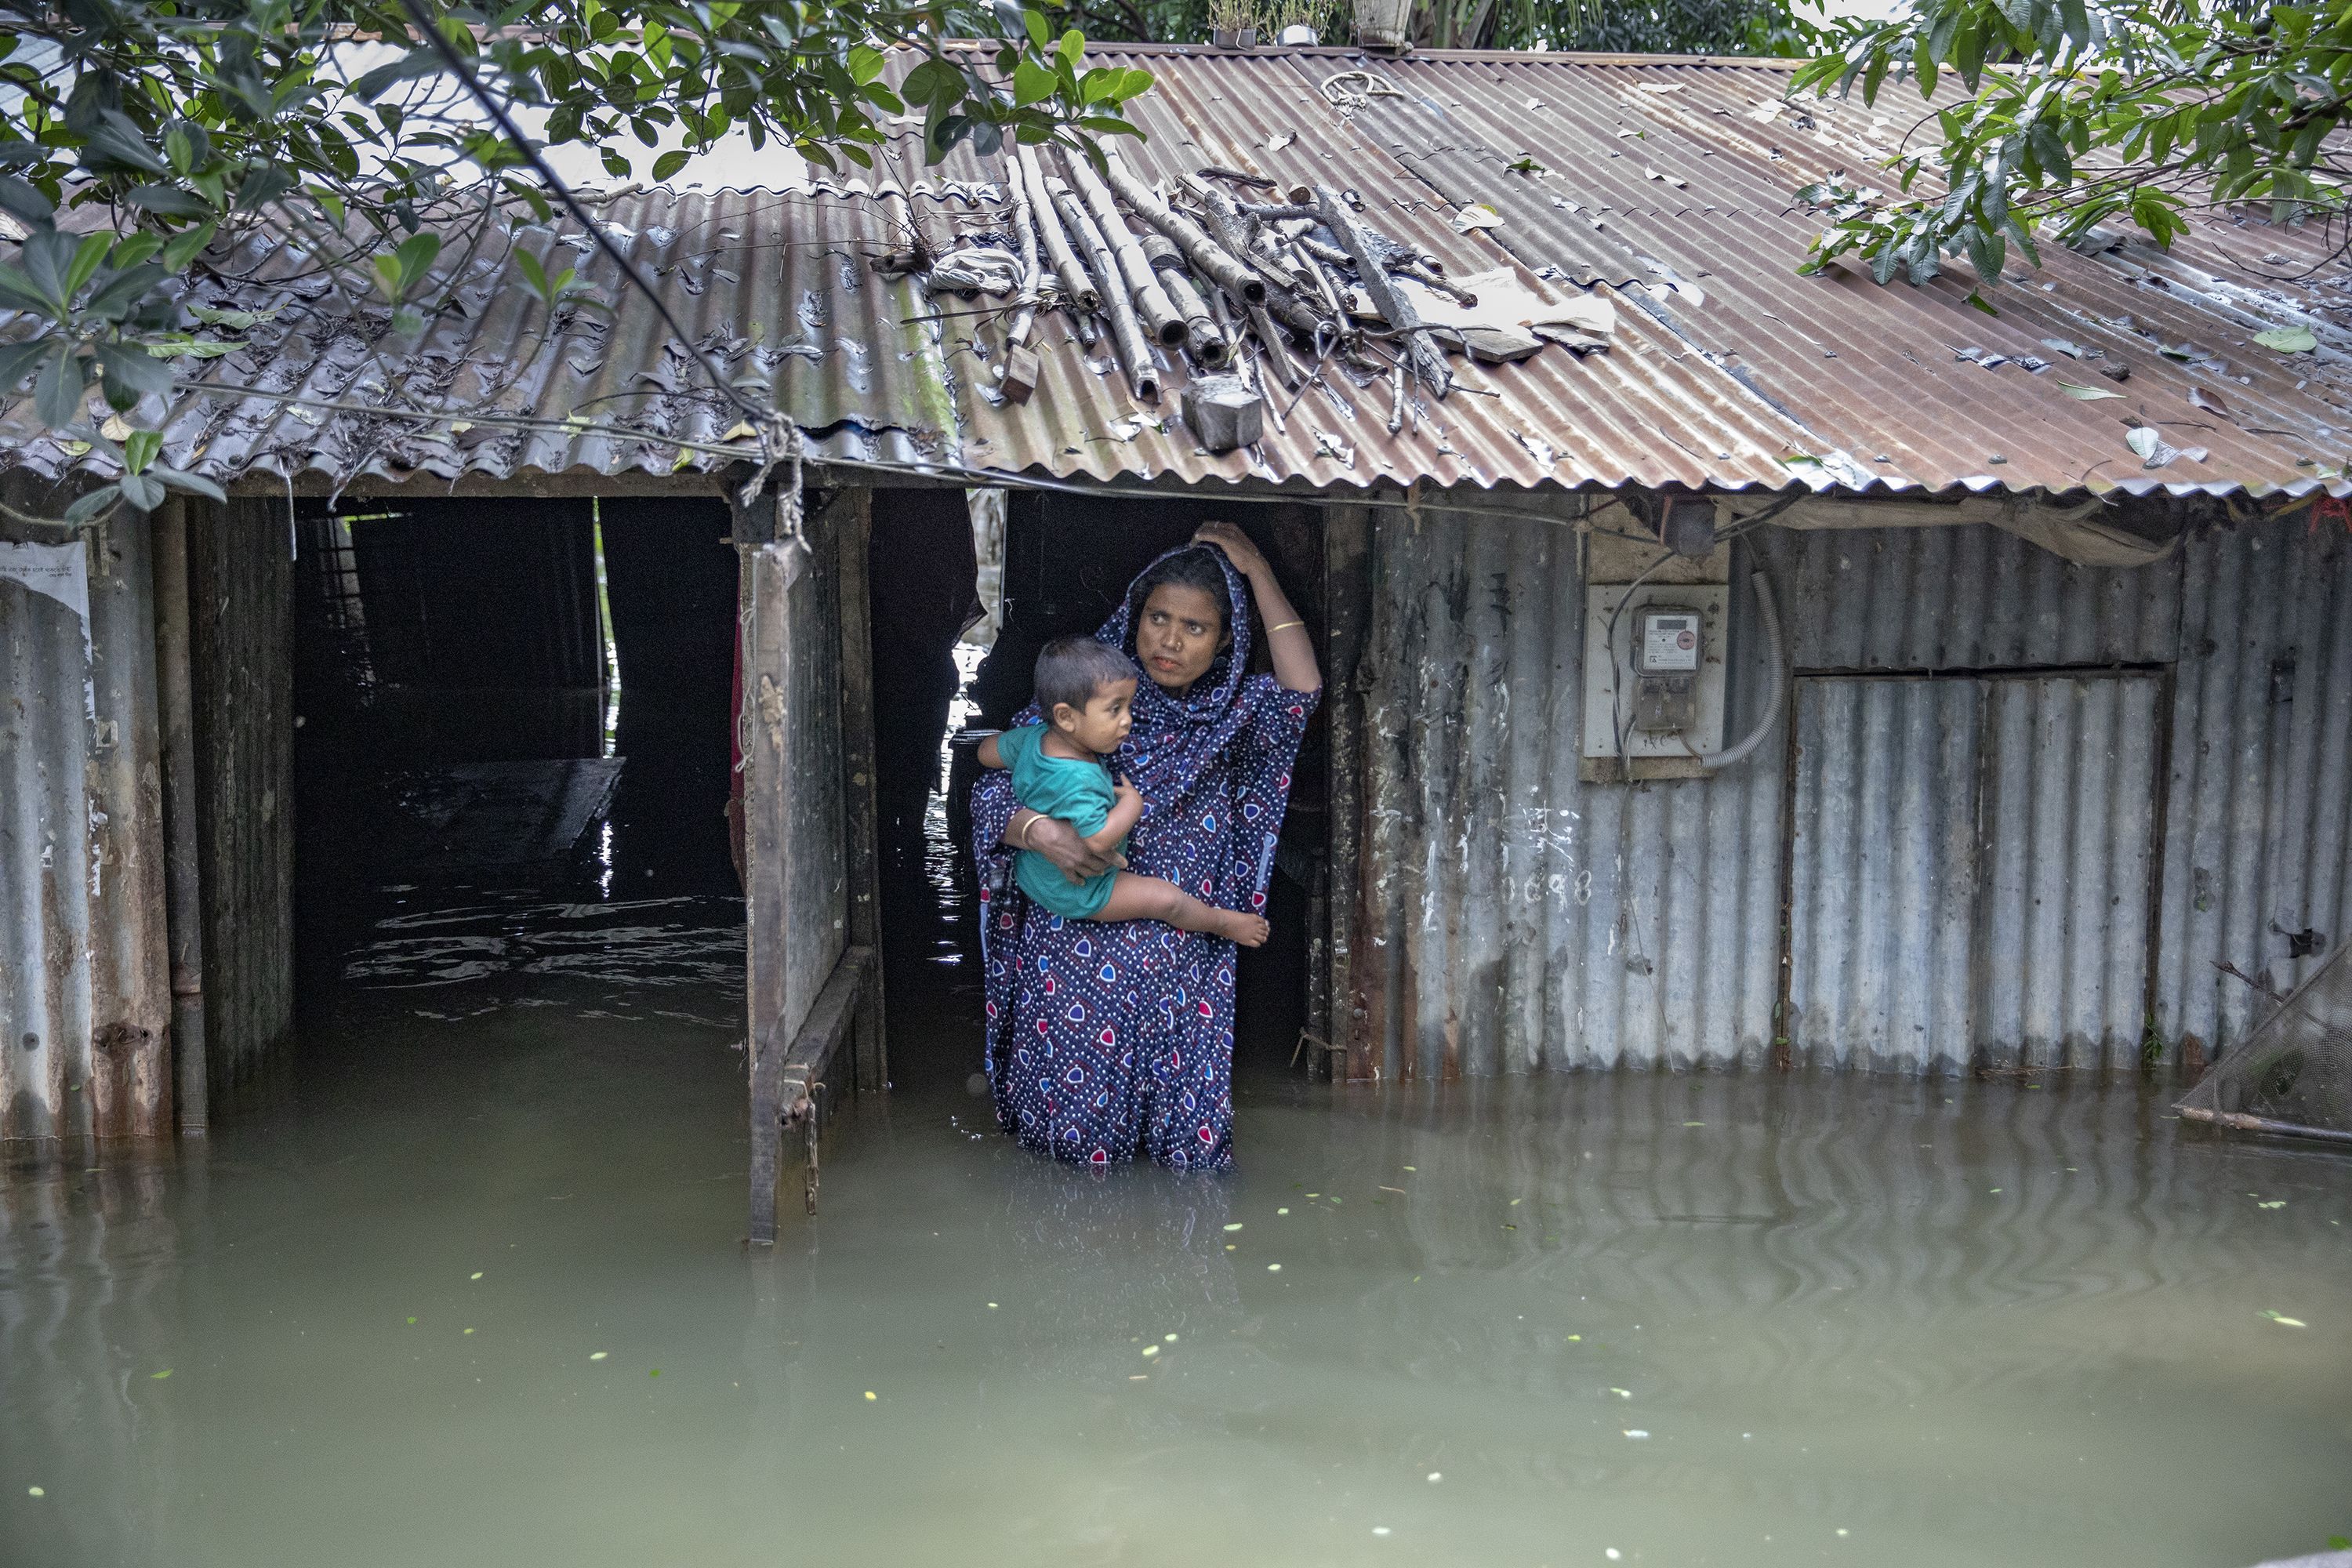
1682;1120;1705;1127
590;1352;608;1360
1164;1334;1178;1342
1567;1334;1581;1341
1401;1166;1416;1172
987;1302;999;1309
470;1272;484;1280
406;1317;417;1325
864;1390;877;1399
1611;1387;1632;1398
1623;1429;1650;1439
649;1369;661;1377
1267;1264;1282;1272
150;1370;172;1380
1372;1526;1392;1537
2253;325;2317;354
1223;1223;1243;1231
463;1328;475;1335
1276;1207;1289;1214
2257;1200;2286;1209
27;1487;42;1498
2261;1311;2307;1327
2059;382;2124;401
1141;1345;1159;1357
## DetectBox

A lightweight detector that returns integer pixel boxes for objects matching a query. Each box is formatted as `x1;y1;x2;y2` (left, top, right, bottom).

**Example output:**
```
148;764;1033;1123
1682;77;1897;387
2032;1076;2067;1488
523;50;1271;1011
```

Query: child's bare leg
1092;872;1269;947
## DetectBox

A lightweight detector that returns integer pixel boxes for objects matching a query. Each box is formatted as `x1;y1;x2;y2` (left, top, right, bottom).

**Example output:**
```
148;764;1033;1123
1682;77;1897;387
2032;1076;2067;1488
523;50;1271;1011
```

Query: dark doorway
864;487;1327;1093
290;495;742;1011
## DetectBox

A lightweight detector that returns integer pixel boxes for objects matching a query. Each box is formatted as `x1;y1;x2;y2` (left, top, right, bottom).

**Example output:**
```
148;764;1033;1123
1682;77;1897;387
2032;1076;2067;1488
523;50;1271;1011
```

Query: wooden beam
743;538;806;1246
1323;503;1373;1083
153;499;208;1134
775;946;877;1216
832;491;888;1094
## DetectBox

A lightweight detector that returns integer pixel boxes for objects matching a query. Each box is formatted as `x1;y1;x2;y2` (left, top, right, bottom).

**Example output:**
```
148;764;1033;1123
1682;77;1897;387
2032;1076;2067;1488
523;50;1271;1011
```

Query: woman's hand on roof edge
1192;521;1270;579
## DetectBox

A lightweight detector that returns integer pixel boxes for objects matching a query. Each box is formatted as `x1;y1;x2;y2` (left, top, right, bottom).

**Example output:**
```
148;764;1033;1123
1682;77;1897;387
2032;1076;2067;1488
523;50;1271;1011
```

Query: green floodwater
5;691;2350;1568
4;938;2348;1567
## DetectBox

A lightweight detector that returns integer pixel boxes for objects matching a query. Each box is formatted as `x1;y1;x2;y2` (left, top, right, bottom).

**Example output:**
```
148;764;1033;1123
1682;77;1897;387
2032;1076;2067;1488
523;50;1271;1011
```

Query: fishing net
2177;942;2352;1144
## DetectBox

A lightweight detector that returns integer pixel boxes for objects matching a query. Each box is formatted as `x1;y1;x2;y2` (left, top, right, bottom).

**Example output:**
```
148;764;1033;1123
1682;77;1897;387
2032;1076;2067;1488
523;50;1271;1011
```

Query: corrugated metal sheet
1309;50;2350;499
1755;523;2181;670
1349;506;2351;1077
878;42;2340;499
2;491;172;1143
1785;673;2160;1073
886;47;1812;493
0;191;955;492
2154;515;2352;1056
1349;499;1784;1077
0;49;2325;501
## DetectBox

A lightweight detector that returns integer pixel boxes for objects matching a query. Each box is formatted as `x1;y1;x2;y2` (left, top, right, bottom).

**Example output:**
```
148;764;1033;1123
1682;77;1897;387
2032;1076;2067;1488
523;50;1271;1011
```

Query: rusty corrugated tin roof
0;45;2340;499
0;189;960;493
880;42;2348;499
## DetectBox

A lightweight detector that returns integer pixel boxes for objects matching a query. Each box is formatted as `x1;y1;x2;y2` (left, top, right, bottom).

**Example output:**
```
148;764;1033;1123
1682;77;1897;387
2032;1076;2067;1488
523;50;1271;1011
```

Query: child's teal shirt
1000;724;1122;920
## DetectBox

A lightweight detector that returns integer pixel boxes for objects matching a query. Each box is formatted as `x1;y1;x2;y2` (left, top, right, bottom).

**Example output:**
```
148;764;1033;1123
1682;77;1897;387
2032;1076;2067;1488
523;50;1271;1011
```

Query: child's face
1052;677;1138;755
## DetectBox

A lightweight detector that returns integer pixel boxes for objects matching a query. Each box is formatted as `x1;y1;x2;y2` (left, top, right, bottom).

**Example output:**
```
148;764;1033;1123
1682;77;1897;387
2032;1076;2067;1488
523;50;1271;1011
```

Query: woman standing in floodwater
971;524;1321;1168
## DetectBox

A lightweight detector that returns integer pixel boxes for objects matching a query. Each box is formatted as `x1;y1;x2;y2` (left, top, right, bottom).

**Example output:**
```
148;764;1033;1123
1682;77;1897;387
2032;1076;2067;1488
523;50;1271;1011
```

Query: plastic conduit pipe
1697;569;1784;771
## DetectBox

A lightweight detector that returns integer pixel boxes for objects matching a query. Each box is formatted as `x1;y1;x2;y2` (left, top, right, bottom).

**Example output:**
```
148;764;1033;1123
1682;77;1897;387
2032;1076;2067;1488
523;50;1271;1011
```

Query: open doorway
289;494;743;1033
862;487;1328;1096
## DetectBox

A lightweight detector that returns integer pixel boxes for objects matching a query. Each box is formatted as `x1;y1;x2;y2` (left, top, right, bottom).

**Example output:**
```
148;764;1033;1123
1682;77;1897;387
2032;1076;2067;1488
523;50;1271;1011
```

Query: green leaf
652;149;691;182
1024;8;1050;49
0;336;56;392
34;346;85;429
127;184;212;218
350;48;445;103
20;229;74;314
0;175;55;227
83;264;168;321
97;341;176;402
162;223;218;274
151;465;227;504
83;111;169;176
2252;325;2317;354
119;470;166;513
123;428;162;474
64;234;111;303
848;45;884;86
64;484;121;524
1013;58;1058;108
394;233;443;292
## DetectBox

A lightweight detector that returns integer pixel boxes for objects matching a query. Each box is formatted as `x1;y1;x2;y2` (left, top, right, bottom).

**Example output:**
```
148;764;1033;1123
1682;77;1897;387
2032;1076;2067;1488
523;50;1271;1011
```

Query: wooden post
1323;504;1373;1083
743;536;804;1245
833;490;887;1093
153;499;207;1134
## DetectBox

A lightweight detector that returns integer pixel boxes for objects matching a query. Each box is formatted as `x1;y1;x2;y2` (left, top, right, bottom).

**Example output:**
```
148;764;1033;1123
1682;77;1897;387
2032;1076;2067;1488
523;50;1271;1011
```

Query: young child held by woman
978;635;1270;947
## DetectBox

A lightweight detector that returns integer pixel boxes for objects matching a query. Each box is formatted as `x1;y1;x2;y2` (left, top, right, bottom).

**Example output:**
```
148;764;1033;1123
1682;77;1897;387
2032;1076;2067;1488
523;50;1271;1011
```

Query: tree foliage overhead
1051;0;1784;56
1791;0;2350;288
0;0;1151;517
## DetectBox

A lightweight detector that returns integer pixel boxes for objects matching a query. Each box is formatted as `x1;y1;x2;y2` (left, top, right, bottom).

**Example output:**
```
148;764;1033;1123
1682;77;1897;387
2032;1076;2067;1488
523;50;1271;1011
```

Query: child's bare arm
1081;776;1145;855
977;732;1005;769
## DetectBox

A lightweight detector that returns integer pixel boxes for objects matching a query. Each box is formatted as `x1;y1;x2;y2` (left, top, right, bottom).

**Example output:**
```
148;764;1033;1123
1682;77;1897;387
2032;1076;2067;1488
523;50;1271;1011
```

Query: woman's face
1135;583;1227;694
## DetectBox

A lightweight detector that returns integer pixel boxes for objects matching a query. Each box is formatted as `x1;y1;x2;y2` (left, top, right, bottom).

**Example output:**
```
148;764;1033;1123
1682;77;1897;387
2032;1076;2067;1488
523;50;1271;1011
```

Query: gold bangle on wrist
1266;619;1305;633
1019;814;1040;847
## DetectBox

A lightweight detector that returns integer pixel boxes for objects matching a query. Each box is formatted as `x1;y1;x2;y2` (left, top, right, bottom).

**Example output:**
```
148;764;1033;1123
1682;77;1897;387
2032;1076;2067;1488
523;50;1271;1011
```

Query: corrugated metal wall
1;496;171;1143
1347;503;2351;1079
2156;517;2352;1054
1786;673;2161;1073
1348;502;1784;1080
190;500;295;1091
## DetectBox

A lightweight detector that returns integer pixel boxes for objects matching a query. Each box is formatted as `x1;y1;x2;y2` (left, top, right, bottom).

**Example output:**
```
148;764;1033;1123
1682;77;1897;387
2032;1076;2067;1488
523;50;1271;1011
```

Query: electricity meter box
1581;581;1730;779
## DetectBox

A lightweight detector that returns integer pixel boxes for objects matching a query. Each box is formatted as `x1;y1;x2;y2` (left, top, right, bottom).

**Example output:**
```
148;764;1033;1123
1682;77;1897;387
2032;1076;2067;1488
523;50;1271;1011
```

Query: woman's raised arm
1194;521;1320;692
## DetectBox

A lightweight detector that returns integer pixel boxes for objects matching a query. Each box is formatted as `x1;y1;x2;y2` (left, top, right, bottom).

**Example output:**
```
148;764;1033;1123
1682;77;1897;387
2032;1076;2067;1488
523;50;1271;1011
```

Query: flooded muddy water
5;709;2349;1568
